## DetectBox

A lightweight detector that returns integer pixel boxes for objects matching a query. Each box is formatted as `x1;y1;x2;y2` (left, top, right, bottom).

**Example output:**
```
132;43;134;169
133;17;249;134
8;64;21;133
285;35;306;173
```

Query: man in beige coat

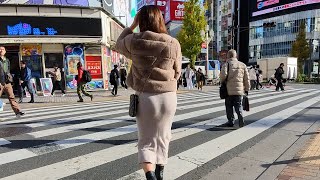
219;49;250;127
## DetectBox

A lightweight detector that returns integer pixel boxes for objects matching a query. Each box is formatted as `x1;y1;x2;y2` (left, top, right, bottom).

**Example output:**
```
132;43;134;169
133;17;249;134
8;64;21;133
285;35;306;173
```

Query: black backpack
82;70;92;83
110;70;117;84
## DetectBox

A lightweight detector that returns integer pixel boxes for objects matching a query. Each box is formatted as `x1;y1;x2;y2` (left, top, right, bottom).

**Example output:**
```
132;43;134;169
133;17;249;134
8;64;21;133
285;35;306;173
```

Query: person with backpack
110;65;120;96
76;62;93;102
119;65;128;89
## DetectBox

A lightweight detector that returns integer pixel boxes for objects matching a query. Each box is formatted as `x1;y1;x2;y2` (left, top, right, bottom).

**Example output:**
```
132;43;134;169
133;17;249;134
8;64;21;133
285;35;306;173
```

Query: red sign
157;0;167;12
170;1;185;21
86;56;102;79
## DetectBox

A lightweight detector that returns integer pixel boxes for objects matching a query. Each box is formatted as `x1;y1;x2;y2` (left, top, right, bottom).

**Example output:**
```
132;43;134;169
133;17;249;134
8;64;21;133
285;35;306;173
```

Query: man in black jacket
0;46;24;117
110;65;120;96
275;63;285;91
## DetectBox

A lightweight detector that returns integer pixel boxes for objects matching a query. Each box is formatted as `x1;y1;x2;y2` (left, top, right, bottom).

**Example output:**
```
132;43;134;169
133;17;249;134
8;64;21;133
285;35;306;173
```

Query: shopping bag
242;96;250;111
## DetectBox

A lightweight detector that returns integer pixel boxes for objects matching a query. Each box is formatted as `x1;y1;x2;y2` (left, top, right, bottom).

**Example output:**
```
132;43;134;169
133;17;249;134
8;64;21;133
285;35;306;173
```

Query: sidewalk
276;129;320;180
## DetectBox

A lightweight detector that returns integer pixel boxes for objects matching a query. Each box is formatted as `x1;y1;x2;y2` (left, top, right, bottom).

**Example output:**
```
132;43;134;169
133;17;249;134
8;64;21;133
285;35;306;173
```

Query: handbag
129;59;157;117
242;95;250;111
219;63;229;99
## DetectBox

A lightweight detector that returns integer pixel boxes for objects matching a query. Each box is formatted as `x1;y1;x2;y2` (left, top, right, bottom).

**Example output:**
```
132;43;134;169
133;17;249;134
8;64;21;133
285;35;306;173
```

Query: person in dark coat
119;65;128;89
18;60;35;103
110;65;120;96
275;63;285;91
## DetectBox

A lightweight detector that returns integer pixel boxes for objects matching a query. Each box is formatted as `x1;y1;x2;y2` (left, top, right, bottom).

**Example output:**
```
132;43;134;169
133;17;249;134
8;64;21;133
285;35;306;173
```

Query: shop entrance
44;53;65;91
4;46;20;95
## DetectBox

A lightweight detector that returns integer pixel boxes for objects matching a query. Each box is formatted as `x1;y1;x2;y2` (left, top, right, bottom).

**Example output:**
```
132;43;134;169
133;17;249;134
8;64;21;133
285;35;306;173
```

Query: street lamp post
201;25;214;77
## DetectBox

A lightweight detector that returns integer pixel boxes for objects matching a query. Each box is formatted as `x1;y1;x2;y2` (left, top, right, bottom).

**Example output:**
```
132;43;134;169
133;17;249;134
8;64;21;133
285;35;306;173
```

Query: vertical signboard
165;0;171;23
103;0;114;14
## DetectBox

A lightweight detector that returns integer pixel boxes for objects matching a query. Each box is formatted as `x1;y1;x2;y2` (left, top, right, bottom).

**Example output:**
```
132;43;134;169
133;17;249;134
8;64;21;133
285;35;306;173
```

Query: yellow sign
21;45;42;56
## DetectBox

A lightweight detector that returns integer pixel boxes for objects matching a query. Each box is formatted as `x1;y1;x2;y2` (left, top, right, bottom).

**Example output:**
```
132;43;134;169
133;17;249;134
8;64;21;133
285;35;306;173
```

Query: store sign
164;0;171;23
0;0;101;7
251;0;320;17
103;0;114;14
0;16;102;37
137;0;156;10
171;1;185;21
7;22;58;36
86;56;102;79
257;0;280;9
157;0;167;12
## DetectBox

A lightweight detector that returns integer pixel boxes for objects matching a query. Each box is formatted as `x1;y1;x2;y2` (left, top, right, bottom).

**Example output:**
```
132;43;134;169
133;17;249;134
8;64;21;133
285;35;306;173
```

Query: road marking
0;89;315;177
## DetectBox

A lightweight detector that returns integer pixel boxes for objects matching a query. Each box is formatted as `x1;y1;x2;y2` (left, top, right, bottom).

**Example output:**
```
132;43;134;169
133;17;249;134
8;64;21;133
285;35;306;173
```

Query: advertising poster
67;55;81;75
40;78;53;96
87;81;104;89
21;45;42;56
64;45;84;90
86;56;102;79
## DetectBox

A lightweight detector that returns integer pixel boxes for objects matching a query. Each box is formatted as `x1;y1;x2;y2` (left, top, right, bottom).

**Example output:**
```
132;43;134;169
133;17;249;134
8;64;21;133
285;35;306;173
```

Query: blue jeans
225;95;243;124
19;80;35;100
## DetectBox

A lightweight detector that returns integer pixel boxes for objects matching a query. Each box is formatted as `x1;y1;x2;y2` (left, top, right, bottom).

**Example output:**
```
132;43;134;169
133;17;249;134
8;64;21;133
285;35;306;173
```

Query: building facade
249;0;320;71
0;1;132;93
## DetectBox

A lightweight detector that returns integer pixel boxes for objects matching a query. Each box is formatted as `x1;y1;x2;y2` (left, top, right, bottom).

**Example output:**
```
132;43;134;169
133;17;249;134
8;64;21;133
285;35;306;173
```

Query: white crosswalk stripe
0;87;319;180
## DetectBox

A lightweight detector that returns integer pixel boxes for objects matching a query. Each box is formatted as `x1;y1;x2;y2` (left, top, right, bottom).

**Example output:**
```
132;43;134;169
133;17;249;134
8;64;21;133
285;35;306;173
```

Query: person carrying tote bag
114;5;182;180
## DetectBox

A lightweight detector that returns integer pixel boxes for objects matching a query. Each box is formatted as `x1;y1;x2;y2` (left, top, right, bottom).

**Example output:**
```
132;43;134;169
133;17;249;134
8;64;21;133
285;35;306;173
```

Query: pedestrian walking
185;65;194;90
249;66;257;90
119;65;128;90
275;63;285;92
196;68;205;91
257;70;263;89
255;65;261;90
50;64;66;96
115;5;181;180
0;46;24;117
110;65;120;96
76;62;93;102
18;60;35;103
218;49;250;128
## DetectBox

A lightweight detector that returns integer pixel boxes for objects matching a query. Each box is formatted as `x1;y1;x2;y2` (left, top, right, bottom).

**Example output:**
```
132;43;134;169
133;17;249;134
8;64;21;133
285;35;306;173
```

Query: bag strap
225;62;229;83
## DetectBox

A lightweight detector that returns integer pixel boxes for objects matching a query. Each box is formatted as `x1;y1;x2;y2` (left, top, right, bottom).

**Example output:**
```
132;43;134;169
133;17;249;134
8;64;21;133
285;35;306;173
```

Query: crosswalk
0;87;319;180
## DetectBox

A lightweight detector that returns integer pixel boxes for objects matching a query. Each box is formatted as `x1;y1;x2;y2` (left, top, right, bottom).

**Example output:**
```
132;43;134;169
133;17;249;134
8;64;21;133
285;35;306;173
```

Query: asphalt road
0;85;319;180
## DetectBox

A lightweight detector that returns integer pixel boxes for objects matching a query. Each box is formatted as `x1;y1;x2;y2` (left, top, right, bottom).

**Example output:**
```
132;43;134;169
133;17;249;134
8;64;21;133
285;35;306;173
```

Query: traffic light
263;22;276;28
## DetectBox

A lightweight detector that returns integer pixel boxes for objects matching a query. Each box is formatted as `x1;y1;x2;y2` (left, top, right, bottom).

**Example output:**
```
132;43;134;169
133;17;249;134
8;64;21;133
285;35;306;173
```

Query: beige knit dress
115;27;182;165
137;92;177;164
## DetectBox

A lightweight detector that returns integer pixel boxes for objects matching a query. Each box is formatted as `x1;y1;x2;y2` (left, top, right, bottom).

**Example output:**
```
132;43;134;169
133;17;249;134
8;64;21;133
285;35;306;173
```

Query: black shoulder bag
129;59;157;117
219;63;229;99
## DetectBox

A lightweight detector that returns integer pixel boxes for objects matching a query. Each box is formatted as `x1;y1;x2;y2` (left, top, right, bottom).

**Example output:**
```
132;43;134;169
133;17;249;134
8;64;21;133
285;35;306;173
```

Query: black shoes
77;99;84;102
217;122;234;127
155;165;164;180
28;100;34;103
16;112;25;118
145;171;157;180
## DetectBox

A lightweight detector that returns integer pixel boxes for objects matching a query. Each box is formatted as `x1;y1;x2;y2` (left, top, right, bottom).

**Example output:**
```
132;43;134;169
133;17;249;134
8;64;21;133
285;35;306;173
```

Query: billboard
0;16;102;37
137;0;156;11
250;0;320;19
165;0;185;23
0;0;101;7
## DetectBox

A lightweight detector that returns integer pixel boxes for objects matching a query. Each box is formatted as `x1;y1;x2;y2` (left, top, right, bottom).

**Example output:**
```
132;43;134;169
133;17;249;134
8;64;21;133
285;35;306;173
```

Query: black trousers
120;78;127;89
52;81;65;95
112;83;118;95
225;95;243;124
276;78;284;91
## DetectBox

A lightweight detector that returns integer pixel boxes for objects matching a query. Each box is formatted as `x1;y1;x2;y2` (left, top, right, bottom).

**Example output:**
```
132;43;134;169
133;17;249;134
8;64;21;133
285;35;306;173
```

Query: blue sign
7;22;58;36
